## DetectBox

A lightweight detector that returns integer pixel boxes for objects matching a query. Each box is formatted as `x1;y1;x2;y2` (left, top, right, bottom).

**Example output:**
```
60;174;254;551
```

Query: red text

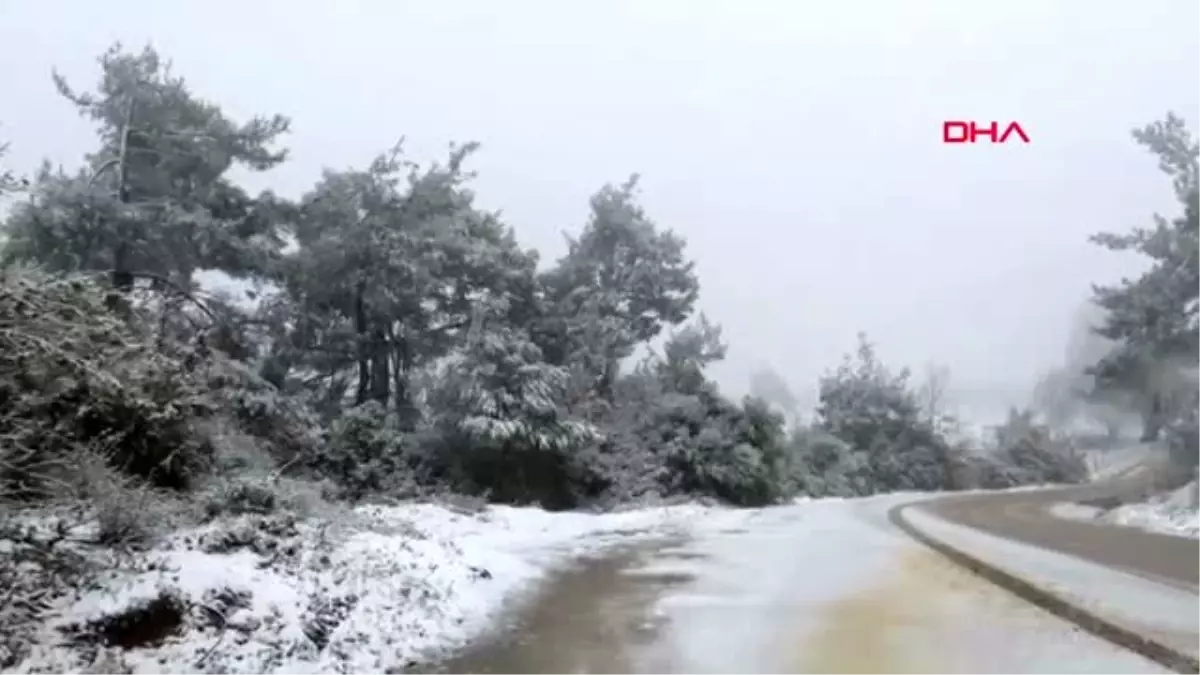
943;121;1030;144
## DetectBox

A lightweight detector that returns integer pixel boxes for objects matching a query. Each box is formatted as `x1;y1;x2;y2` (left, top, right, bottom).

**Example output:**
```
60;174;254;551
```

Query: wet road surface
423;538;691;674
422;496;1171;673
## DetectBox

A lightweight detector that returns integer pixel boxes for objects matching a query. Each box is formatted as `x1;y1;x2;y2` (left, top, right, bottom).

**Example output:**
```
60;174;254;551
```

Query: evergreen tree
1089;113;1199;440
535;176;699;401
3;44;291;298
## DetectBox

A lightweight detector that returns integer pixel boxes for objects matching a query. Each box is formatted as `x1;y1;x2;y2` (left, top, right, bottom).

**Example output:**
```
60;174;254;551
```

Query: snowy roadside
8;500;723;674
1049;481;1200;539
1083;443;1157;481
902;505;1199;661
1057;443;1198;539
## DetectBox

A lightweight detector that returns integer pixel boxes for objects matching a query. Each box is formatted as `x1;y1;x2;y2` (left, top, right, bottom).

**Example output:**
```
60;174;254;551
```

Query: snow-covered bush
428;327;602;509
572;365;672;505
783;427;873;497
317;402;426;501
0;516;96;669
602;384;786;507
0;265;325;505
809;334;958;494
205;357;325;472
970;408;1089;488
0;266;213;501
1165;390;1199;487
683;395;786;506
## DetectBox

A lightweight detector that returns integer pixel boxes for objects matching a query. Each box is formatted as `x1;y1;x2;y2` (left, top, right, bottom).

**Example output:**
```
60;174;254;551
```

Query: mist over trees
3;43;1180;526
1030;301;1129;438
16;47;1176;660
749;366;800;426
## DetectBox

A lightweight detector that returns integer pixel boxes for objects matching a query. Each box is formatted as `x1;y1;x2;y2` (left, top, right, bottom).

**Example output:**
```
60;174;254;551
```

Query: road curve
923;465;1198;591
891;461;1199;673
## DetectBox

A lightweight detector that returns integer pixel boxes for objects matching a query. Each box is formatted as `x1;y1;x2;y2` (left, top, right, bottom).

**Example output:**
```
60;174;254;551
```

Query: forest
1;42;1197;672
0;43;1193;538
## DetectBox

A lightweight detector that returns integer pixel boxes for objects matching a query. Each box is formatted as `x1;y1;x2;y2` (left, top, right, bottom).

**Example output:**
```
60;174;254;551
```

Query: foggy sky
2;0;1198;421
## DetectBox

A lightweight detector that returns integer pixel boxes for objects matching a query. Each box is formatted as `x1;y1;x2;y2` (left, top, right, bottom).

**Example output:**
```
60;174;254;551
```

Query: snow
12;501;719;674
1057;440;1199;539
1103;481;1199;538
1048;501;1106;521
902;504;1199;661
1052;480;1200;539
11;490;1191;673
628;494;1170;673
1084;443;1158;480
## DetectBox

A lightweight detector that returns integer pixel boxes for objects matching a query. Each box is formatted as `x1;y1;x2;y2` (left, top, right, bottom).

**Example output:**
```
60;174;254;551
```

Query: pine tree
1089;113;1199;440
3;44;291;302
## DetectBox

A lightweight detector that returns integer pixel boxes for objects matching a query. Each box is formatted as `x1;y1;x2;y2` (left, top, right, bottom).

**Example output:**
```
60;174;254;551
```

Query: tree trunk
370;327;390;405
1141;392;1164;442
105;99;136;314
354;281;370;405
390;324;404;416
106;243;135;313
394;334;419;430
597;346;618;401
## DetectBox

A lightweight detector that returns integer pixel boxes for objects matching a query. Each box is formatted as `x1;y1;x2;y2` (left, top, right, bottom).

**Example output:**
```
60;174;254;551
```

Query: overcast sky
1;0;1197;420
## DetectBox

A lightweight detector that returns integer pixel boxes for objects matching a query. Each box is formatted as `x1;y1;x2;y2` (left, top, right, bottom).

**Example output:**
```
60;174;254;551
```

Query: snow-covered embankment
10;501;718;674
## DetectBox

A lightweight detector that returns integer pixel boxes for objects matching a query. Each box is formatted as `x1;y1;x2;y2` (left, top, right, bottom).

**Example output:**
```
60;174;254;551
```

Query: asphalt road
420;458;1197;674
427;498;1171;674
925;463;1199;592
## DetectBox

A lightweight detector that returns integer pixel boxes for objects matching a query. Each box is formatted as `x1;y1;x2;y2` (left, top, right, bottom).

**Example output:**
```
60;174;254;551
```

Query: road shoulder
894;501;1199;673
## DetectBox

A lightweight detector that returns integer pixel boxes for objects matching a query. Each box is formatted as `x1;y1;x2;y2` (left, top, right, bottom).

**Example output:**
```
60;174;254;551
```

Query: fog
2;0;1197;423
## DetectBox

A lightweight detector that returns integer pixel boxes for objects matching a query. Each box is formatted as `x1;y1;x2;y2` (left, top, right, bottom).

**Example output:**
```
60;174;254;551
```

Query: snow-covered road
433;494;1181;673
14;491;1192;673
629;495;1171;673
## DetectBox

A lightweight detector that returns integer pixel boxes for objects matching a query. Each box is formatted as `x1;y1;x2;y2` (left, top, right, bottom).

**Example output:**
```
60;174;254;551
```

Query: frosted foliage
1089;114;1199;441
11;42;1196;675
439;329;600;452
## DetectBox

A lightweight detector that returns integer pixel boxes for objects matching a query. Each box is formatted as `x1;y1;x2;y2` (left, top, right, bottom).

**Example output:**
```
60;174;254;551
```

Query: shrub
0;267;212;501
316;402;423;501
427;329;602;509
807;334;960;495
784;427;874;498
973;408;1089;488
